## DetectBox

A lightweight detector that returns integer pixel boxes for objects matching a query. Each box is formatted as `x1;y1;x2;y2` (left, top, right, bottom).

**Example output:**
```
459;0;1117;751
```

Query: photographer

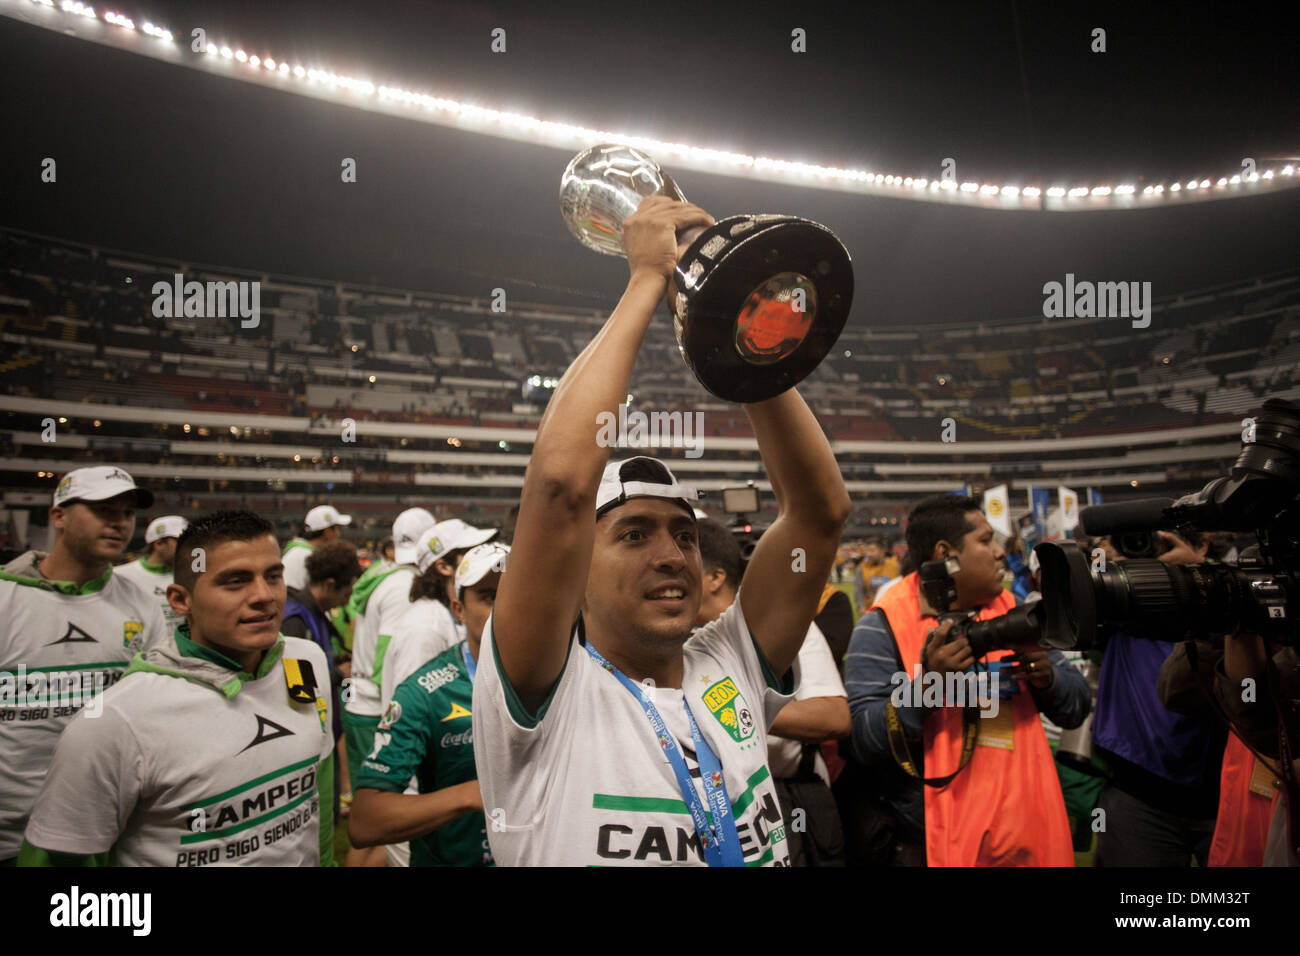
1091;531;1229;867
842;494;1088;866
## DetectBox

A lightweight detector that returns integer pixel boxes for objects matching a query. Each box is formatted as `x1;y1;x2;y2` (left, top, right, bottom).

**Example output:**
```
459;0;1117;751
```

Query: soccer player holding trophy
471;146;853;866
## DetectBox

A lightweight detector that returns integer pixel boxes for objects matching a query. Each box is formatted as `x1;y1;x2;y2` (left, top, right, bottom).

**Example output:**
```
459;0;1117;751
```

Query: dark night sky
3;0;1298;326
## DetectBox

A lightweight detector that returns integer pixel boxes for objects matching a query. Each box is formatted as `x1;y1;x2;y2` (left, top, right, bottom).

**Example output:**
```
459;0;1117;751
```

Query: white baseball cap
415;519;497;574
304;505;353;533
596;457;697;521
392;507;437;565
53;466;154;509
455;542;510;596
145;515;189;544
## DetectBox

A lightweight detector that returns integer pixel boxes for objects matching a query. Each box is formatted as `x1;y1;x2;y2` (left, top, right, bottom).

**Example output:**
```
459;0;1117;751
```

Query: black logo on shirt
240;714;295;753
47;622;97;645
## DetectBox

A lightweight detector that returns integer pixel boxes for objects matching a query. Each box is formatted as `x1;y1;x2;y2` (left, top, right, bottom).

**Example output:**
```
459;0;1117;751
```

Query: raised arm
493;197;714;713
738;390;851;677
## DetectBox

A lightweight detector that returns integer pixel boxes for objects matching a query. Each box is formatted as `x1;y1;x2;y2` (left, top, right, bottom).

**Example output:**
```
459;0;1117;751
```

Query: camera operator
1212;631;1299;865
1157;624;1280;866
842;494;1088;866
1090;530;1229;867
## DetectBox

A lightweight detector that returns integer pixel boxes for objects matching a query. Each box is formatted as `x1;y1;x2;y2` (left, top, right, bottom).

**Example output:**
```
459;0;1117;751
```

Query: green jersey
356;642;491;867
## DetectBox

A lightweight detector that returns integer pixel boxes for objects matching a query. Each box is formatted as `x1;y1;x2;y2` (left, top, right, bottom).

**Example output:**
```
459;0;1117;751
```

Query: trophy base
672;215;854;403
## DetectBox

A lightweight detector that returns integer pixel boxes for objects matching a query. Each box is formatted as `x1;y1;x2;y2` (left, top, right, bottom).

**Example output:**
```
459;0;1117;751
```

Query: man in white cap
380;519;498;713
350;542;509;867
361;516;497;868
473;196;851;867
114;514;189;628
0;465;169;865
343;505;436;865
283;505;353;591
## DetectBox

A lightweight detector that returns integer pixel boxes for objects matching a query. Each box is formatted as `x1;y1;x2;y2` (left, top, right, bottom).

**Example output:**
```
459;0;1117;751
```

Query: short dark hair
904;495;982;566
306;540;362;586
696;518;742;592
174;510;277;591
864;535;885;549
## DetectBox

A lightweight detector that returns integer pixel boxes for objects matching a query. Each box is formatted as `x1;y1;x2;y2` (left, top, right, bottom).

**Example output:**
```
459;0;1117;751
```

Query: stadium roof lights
9;1;1298;211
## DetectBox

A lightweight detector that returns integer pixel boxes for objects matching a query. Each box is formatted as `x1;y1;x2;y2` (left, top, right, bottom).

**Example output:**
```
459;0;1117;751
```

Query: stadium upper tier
3;227;1298;527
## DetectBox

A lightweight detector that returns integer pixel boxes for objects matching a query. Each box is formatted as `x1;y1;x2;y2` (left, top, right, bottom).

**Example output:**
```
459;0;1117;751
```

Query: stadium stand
3;226;1298;542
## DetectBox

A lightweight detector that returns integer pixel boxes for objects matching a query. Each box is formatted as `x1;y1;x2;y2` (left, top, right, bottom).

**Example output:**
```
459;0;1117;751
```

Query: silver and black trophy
560;144;854;403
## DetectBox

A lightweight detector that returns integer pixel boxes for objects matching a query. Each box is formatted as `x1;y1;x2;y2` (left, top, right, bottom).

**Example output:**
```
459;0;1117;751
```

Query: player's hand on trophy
621;196;714;282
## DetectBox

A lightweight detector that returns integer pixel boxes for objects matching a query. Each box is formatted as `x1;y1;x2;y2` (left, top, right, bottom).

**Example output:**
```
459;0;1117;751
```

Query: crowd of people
1;198;1294;868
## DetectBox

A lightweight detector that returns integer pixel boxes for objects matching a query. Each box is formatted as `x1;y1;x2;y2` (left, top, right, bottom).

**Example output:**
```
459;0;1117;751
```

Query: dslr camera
917;555;1062;657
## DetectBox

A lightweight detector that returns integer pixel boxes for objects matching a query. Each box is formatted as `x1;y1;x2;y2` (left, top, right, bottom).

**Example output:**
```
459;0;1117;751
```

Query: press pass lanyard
461;641;477;682
583;642;743;867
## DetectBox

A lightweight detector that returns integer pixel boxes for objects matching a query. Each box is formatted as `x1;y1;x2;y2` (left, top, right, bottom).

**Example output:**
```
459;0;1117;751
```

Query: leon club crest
701;677;755;743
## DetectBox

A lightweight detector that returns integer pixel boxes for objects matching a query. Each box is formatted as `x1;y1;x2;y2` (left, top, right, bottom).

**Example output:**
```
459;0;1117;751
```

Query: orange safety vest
872;572;1075;866
816;583;839;614
1208;732;1281;866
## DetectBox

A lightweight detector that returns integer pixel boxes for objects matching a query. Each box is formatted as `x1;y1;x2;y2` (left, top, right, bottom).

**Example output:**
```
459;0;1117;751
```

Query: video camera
917;555;1060;658
721;483;763;571
1035;398;1300;650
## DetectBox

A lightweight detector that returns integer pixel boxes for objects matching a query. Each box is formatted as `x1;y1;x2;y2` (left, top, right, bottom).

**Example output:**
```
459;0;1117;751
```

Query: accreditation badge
1249;758;1279;798
976;705;1015;750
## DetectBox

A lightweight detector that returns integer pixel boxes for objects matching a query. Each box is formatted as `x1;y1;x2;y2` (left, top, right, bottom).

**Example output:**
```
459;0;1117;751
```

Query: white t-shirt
0;565;168;859
347;567;417;717
765;622;846;786
25;636;334;866
473;600;798;867
379;598;462;712
113;558;183;629
281;544;313;592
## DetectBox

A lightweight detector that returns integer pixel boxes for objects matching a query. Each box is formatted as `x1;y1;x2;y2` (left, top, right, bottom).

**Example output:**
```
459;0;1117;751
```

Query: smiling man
473;195;851;867
0;465;167;866
20;511;336;866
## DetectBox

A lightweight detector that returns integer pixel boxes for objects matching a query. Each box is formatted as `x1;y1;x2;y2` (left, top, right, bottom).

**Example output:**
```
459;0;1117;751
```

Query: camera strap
885;699;979;787
874;608;979;787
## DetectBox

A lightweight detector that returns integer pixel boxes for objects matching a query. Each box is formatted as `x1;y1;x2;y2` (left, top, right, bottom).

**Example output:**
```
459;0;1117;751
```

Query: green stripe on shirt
180;786;316;845
184;754;320;811
592;763;772;817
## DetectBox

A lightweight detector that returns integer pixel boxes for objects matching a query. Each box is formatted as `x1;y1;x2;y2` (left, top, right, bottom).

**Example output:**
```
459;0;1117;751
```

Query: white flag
982;483;1012;537
1058;485;1080;531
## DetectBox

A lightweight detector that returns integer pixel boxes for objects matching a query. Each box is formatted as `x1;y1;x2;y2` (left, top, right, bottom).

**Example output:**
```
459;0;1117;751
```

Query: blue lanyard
583;641;743;867
461;641;477;682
